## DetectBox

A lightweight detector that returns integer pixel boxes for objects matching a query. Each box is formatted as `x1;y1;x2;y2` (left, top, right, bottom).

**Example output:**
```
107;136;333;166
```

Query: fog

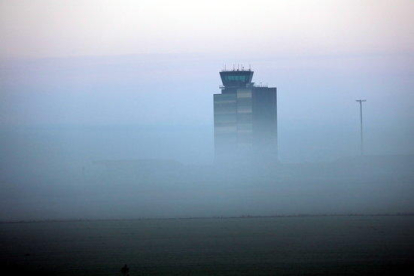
1;53;413;221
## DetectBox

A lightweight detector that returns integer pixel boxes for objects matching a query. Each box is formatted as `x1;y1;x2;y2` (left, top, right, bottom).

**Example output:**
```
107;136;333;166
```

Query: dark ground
1;215;414;275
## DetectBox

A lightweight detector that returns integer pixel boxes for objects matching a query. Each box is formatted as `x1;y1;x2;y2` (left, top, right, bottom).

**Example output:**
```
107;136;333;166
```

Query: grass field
1;215;414;275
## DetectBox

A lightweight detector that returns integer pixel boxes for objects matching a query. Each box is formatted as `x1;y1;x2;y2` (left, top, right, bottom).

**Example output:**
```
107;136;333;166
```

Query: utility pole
356;99;366;155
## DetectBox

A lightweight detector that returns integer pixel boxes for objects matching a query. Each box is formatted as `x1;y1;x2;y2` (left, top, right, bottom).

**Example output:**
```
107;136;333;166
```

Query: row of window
224;75;249;82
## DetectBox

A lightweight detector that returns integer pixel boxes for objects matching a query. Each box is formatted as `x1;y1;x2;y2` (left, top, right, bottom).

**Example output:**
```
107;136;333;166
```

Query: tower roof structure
219;70;254;88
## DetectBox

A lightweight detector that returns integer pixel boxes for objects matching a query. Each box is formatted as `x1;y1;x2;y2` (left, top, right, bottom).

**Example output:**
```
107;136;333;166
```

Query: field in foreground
1;216;414;275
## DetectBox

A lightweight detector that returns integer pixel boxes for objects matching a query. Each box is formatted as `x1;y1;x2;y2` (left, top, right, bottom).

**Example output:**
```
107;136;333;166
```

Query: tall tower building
214;68;277;162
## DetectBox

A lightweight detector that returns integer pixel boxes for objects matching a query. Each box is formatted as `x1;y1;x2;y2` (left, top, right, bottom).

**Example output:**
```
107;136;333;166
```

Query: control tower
214;68;277;162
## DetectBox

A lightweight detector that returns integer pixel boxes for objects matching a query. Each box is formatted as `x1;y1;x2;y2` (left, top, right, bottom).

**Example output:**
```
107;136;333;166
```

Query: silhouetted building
214;68;277;161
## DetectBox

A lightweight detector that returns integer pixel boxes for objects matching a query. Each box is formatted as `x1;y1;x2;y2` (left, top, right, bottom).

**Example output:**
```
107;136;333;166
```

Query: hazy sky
1;0;414;160
1;1;414;220
1;0;413;58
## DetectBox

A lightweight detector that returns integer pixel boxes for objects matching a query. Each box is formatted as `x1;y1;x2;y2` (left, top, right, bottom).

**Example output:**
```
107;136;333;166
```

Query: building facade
214;69;277;162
